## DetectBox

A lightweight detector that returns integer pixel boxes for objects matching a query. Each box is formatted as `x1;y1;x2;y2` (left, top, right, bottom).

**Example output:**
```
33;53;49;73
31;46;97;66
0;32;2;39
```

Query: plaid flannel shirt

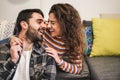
0;40;56;80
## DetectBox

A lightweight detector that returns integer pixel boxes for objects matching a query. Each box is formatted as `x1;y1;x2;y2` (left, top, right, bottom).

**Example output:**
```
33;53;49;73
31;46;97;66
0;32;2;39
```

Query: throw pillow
85;24;93;56
90;18;120;57
83;20;93;56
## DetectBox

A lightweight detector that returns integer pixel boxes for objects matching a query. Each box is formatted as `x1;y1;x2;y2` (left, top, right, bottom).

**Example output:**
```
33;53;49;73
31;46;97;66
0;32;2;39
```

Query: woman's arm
58;54;83;74
45;47;83;74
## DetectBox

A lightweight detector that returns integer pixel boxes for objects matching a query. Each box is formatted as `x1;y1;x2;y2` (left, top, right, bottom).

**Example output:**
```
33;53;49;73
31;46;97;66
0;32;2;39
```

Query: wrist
5;59;17;71
11;58;18;64
9;35;16;41
57;59;64;66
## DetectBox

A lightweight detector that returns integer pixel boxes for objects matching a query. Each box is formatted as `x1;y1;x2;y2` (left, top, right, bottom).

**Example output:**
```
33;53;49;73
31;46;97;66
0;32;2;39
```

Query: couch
83;19;120;80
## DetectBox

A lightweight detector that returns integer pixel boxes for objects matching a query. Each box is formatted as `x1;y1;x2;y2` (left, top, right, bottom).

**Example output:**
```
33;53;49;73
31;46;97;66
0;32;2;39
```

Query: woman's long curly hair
49;3;85;55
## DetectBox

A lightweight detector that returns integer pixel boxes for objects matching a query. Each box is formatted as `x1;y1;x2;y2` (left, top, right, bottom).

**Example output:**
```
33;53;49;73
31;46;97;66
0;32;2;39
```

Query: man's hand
10;41;23;63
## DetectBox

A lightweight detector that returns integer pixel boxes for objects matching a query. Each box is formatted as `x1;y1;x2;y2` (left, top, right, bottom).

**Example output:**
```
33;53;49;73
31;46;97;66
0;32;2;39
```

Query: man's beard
26;26;43;42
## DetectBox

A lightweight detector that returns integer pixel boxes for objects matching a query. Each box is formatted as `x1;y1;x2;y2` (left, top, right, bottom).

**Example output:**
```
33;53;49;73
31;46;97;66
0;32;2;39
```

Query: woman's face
47;13;61;37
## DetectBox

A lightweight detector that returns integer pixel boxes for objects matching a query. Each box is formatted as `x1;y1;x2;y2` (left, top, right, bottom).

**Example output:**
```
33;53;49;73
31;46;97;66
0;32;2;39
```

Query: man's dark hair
13;9;44;35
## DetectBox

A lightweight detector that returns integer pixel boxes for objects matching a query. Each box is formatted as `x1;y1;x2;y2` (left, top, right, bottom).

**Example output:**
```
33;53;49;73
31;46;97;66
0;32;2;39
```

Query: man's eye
51;22;55;25
38;21;42;24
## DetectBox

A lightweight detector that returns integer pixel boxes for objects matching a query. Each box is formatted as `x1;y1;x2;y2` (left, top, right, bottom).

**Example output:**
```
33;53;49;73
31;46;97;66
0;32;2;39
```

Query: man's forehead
32;12;44;20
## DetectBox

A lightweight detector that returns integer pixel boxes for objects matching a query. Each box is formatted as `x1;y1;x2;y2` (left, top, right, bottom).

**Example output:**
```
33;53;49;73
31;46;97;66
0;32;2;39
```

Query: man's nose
40;21;46;29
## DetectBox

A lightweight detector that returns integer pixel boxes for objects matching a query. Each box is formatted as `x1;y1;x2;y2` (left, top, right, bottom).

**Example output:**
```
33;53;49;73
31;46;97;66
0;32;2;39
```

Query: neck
23;41;33;51
19;32;33;51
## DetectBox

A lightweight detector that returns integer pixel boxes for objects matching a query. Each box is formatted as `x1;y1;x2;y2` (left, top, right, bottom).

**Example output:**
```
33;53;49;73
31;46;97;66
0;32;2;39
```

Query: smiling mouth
38;27;54;35
38;28;46;33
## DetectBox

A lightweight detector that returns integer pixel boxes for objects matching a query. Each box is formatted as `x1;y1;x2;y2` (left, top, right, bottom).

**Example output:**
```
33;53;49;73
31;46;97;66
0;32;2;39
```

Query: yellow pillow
90;18;120;57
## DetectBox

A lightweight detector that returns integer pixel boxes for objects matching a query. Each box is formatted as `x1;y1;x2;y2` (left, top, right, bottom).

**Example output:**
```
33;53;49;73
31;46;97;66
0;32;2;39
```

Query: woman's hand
10;36;23;46
45;47;62;64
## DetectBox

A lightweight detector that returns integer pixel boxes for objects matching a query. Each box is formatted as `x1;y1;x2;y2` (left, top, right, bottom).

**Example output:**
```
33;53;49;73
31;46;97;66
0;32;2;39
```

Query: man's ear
20;21;28;29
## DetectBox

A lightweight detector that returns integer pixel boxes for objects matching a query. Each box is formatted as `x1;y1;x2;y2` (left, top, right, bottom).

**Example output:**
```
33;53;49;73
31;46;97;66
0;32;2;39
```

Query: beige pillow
100;13;120;19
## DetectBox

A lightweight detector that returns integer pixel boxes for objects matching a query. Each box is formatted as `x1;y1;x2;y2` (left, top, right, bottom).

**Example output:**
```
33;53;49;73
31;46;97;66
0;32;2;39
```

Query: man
0;9;56;80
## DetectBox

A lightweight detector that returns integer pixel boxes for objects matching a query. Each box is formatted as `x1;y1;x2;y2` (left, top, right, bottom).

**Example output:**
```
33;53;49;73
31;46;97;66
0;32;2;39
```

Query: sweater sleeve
58;54;83;74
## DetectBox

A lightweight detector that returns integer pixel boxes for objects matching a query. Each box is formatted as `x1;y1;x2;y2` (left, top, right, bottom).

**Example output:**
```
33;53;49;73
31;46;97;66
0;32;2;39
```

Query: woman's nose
47;22;52;29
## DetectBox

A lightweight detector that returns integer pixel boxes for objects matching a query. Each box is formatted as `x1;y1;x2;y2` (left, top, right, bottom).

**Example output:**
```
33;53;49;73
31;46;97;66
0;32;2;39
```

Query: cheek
53;27;61;37
56;29;61;35
56;27;61;35
28;25;38;35
30;23;40;30
34;25;40;30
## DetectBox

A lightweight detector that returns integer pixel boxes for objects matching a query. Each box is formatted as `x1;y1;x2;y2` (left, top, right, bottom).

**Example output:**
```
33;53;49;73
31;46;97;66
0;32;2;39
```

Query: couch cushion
56;61;90;80
86;56;120;80
90;18;120;57
0;38;9;45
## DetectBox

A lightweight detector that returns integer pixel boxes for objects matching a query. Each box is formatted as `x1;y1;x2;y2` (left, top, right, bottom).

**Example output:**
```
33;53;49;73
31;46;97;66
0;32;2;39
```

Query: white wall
0;0;120;21
0;0;41;21
40;0;120;20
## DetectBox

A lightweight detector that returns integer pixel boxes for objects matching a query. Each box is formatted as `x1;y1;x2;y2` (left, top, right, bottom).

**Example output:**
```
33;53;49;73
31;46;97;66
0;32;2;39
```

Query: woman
45;3;84;74
10;3;84;74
